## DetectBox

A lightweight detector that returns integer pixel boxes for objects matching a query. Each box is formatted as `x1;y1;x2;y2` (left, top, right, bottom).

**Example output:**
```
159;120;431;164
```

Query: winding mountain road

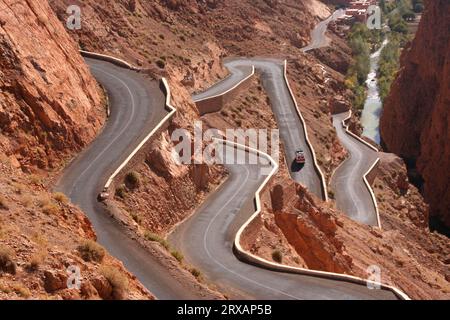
300;9;381;225
170;10;390;298
168;145;396;299
194;58;323;199
302;9;346;52
331;112;379;226
56;58;202;300
56;9;396;300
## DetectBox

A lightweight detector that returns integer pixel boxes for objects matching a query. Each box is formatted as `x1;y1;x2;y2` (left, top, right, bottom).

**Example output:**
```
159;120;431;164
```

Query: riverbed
360;39;389;144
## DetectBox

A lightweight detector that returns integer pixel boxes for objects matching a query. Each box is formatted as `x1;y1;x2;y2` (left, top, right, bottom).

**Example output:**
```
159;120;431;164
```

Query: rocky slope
0;0;105;171
47;0;345;254
2;0;447;300
0;0;151;299
47;0;449;299
380;0;450;229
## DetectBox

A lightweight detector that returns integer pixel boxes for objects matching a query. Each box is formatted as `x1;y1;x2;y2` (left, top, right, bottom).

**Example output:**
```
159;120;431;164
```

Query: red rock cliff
380;0;450;228
0;0;105;170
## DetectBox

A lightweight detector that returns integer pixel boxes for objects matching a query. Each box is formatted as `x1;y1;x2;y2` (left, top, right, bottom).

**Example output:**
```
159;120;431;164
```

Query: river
360;38;389;144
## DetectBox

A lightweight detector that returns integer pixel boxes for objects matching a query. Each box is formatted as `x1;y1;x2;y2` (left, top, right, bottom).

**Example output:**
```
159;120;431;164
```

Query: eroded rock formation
380;0;450;228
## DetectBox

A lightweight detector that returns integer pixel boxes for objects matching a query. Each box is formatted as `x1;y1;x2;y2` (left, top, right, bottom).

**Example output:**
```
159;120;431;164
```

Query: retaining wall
195;67;255;115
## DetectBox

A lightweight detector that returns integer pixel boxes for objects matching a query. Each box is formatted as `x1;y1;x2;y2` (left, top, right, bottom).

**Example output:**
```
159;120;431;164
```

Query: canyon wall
0;0;105;170
380;0;450;228
0;0;151;299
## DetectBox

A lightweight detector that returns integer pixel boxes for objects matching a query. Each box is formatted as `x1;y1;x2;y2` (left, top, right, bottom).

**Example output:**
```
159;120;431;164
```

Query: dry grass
32;232;48;248
144;231;170;250
29;175;42;185
115;184;127;199
77;240;106;263
42;203;59;215
37;195;51;208
0;281;31;298
100;265;129;299
20;194;33;207
53;192;68;204
171;250;184;263
0;246;16;274
27;250;47;272
190;267;202;279
11;182;25;195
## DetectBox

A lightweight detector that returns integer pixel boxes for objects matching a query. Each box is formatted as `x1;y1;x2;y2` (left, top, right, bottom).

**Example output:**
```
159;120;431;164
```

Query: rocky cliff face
0;0;152;299
380;0;450;228
0;0;105;170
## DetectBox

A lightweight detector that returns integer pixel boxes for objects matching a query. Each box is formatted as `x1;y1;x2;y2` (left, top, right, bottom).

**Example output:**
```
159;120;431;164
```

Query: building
344;0;378;23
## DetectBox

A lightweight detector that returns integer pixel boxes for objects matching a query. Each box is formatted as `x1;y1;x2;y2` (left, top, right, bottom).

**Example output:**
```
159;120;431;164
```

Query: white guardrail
340;111;382;229
228;139;410;300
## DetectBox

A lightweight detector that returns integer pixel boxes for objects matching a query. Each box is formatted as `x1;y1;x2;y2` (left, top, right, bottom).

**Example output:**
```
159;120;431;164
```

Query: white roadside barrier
225;138;409;300
80;50;141;70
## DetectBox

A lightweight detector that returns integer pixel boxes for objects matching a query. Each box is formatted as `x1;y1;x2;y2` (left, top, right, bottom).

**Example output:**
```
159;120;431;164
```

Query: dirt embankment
380;0;450;229
0;0;151;299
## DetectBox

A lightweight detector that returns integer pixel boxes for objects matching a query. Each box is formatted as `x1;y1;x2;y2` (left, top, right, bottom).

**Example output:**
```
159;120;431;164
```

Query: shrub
156;59;166;69
77;240;106;263
27;253;45;272
53;192;68;204
125;171;141;189
37;195;51;208
0;246;17;274
100;266;128;300
272;250;283;263
115;184;127;199
144;231;170;250
190;268;201;279
42;203;59;215
171;250;184;263
131;212;142;225
413;3;423;13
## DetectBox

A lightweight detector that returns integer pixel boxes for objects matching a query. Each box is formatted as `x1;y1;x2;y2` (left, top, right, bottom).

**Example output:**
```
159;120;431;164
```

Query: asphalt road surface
56;58;203;300
331;112;379;226
56;9;391;299
193;64;253;102
302;9;346;52
300;9;381;226
169;145;397;299
194;58;324;200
